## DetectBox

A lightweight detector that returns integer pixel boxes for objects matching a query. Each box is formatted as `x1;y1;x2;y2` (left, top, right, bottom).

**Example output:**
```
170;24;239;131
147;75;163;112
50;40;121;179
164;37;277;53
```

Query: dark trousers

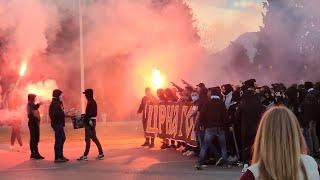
195;130;204;148
226;130;235;156
52;125;66;159
317;121;320;152
241;133;255;164
144;137;154;144
11;125;23;146
84;122;103;156
28;121;40;156
303;127;313;155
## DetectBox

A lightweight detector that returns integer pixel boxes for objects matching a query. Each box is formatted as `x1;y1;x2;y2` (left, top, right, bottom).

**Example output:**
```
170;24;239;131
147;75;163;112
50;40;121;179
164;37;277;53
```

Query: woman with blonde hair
240;106;319;180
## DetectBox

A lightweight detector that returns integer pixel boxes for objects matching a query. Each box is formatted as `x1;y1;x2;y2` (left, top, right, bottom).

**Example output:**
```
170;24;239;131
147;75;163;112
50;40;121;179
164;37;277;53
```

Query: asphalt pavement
0;121;242;180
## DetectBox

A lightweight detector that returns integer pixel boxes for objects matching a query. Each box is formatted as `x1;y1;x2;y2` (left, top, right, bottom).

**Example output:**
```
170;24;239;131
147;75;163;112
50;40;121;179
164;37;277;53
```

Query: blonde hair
252;106;308;180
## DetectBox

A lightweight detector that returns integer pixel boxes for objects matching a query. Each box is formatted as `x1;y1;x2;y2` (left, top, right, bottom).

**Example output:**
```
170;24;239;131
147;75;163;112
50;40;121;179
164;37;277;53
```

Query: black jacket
199;98;228;129
236;90;265;135
27;102;40;123
49;98;65;127
228;102;239;125
84;98;97;124
301;89;320;128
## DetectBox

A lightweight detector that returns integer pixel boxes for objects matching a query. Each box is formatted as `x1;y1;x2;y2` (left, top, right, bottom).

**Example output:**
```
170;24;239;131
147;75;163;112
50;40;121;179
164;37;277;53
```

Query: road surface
0;121;242;180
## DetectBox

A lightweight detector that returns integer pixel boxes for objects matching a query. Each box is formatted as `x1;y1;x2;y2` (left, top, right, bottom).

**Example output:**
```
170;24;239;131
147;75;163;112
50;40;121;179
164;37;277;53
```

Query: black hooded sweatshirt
198;97;228;128
84;97;97;125
49;98;65;127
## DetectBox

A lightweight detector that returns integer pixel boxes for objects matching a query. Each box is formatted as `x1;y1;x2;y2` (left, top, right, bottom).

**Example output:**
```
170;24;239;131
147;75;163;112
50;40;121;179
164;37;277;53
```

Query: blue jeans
198;127;228;165
195;130;204;148
52;125;66;160
303;127;313;155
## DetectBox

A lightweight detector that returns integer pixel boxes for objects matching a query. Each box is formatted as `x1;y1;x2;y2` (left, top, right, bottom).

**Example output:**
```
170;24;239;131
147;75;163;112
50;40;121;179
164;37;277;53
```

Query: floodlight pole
79;0;85;113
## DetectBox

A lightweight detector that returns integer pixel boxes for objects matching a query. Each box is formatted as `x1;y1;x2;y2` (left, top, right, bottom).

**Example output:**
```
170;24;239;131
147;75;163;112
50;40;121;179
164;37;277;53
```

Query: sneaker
96;154;104;160
186;151;195;157
183;150;191;156
222;164;232;169
149;143;155;148
160;143;169;149
17;146;25;152
177;146;185;152
141;142;149;147
227;156;233;162
182;148;188;153
232;155;239;162
176;146;183;151
242;164;249;173
77;155;88;161
237;161;244;167
55;158;67;163
63;157;69;161
35;155;45;160
170;144;177;149
215;157;223;166
195;164;205;170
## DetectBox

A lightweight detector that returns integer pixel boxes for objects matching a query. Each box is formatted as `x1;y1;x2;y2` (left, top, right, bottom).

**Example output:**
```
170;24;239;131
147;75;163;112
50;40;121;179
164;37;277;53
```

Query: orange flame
19;61;27;77
151;68;165;90
26;80;58;101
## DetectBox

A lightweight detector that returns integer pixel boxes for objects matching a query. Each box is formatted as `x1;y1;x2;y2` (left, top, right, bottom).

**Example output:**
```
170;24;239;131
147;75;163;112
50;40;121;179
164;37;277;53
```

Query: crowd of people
138;79;320;172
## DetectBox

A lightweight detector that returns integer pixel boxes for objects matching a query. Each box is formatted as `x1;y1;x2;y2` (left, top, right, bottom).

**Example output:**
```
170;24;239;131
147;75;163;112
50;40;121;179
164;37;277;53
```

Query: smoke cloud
1;0;320;122
0;0;204;121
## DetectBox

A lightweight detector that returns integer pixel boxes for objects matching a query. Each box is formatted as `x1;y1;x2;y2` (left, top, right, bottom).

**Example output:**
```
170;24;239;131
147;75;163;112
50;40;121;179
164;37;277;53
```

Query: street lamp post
79;0;85;113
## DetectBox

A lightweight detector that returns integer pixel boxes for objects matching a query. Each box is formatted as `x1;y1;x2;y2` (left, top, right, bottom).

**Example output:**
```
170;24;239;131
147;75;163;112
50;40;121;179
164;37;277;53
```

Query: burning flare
19;61;27;77
151;68;165;90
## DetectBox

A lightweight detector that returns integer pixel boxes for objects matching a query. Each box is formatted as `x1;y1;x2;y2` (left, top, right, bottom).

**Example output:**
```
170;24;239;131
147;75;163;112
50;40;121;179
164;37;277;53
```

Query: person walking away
27;94;44;159
137;87;157;148
195;87;230;170
49;89;68;163
240;106;319;180
77;89;104;161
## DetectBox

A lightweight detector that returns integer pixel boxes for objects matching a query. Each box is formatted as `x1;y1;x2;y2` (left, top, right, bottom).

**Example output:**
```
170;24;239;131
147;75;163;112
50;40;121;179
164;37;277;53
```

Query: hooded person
236;79;265;172
272;84;287;105
261;86;275;108
222;84;233;110
195;87;230;170
27;94;44;159
137;87;157;148
243;79;256;91
49;89;68;163
77;89;104;161
196;83;206;90
301;82;320;156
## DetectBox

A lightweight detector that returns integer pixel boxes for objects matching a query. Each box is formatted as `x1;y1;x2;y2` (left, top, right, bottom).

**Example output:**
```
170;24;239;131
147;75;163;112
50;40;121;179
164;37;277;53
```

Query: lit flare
151;68;165;90
19;61;27;77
